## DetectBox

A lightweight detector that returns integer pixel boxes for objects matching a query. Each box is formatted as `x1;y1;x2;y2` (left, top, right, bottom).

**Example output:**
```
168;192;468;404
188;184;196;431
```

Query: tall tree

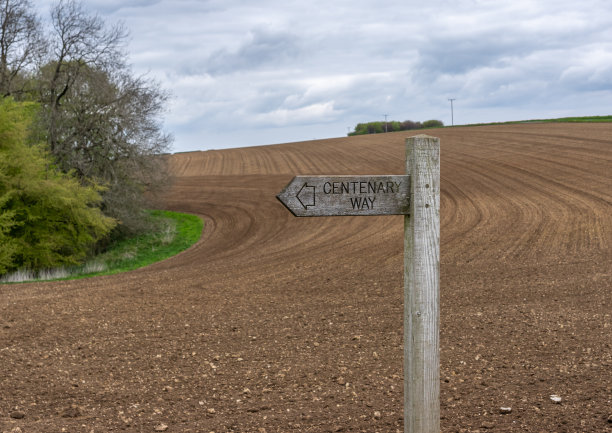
42;0;127;154
36;0;172;233
0;0;45;97
38;61;172;232
0;98;115;274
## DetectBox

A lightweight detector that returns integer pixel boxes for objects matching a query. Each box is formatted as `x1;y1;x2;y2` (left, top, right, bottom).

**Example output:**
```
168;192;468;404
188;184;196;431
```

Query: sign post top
277;175;410;217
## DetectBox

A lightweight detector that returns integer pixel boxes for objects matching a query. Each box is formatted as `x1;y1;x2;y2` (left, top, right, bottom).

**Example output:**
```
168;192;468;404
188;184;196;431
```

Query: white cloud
32;0;612;151
560;50;612;91
83;0;163;14
252;101;339;127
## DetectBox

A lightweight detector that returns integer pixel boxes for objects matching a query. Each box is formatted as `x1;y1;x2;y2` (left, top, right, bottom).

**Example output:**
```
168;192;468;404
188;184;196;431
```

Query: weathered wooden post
404;135;440;433
276;134;440;432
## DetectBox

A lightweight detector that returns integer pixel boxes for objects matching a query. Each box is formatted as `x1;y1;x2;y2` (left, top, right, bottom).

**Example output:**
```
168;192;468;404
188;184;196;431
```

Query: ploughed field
1;123;611;432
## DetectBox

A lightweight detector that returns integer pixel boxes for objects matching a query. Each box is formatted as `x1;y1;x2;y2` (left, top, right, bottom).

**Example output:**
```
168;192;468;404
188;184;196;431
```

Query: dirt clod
61;405;81;418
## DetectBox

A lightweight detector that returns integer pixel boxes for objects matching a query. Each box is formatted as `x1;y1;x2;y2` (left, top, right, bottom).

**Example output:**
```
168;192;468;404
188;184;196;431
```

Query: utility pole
384;114;389;133
448;99;456;126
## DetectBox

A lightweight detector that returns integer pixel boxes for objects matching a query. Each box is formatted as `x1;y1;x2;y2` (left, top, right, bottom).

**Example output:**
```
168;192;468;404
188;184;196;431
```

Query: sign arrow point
277;175;410;216
297;183;316;209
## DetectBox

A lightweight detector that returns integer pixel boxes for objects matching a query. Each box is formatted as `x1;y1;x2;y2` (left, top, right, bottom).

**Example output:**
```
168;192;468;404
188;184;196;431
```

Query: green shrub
0;98;116;274
422;119;444;128
348;119;444;136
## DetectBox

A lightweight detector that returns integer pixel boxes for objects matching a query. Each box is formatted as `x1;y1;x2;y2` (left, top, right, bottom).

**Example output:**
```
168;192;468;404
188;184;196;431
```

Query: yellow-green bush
0;98;116;274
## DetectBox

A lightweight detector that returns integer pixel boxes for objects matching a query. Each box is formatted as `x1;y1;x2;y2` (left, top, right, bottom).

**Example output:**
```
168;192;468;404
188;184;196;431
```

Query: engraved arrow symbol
296;183;316;209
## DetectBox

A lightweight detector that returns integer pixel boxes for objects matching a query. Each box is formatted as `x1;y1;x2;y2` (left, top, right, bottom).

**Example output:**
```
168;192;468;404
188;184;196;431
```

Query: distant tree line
0;0;171;275
348;119;444;136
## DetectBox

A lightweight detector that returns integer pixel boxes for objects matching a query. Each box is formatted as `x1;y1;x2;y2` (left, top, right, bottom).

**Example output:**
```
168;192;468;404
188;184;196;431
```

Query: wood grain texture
404;135;441;433
277;175;410;216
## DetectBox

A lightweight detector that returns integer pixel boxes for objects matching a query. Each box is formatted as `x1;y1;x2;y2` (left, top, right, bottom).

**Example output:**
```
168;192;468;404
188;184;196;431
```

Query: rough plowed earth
1;123;611;432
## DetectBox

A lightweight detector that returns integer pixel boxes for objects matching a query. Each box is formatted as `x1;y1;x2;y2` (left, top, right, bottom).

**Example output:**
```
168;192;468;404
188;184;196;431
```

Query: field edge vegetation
0;0;172;278
0;210;203;284
347;115;612;136
456;115;612;128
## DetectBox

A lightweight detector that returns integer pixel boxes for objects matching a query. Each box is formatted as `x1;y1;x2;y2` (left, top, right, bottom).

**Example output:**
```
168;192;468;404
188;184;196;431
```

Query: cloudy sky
36;0;612;152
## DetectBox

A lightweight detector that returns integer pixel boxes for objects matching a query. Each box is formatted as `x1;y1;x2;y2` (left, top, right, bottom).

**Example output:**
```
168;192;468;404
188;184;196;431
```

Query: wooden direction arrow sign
277;175;410;216
276;135;440;433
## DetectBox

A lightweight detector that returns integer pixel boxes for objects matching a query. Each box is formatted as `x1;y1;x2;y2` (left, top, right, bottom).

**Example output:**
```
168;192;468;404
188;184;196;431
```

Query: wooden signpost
277;135;440;433
277;175;410;216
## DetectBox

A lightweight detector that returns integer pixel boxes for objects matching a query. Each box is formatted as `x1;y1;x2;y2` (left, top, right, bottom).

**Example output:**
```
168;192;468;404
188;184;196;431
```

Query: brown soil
1;123;611;432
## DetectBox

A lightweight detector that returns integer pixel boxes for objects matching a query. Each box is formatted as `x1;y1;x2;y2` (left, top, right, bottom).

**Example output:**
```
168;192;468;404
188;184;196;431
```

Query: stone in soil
10;410;25;419
61;405;81;418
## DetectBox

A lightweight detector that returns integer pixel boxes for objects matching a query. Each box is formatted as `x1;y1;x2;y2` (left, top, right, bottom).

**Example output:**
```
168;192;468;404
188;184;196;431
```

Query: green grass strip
533;115;612;123
1;210;203;283
453;115;612;128
77;210;203;278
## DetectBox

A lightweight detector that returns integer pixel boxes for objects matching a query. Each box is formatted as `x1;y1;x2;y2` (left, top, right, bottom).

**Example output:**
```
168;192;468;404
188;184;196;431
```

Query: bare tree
41;63;172;232
42;0;128;153
36;0;172;233
0;0;45;97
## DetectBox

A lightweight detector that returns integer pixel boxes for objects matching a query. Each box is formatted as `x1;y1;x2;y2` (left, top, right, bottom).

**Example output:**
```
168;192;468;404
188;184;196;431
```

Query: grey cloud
560;61;612;92
416;38;523;75
415;26;581;77
83;0;163;15
205;28;302;75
